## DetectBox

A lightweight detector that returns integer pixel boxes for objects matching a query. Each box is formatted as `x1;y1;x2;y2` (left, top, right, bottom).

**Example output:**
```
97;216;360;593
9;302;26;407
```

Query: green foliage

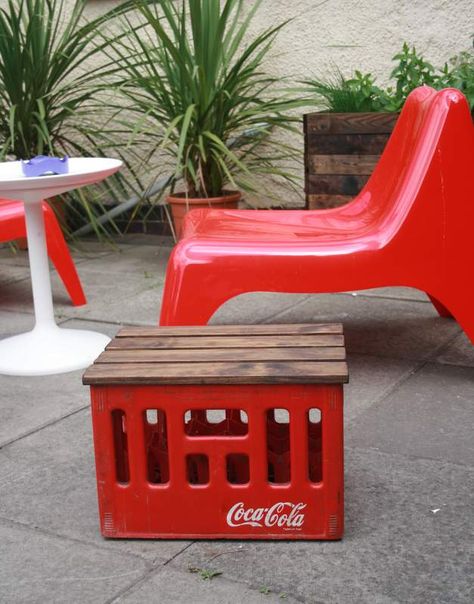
441;48;474;112
303;70;387;112
188;566;223;580
305;40;474;113
0;0;130;159
108;0;305;199
0;0;145;237
385;42;438;110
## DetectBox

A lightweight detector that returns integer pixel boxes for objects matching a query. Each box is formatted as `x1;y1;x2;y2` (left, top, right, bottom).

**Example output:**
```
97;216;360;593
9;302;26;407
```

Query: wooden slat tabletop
83;323;348;386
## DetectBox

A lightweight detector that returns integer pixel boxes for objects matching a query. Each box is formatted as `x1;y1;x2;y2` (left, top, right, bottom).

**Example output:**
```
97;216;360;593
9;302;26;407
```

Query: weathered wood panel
304;111;398;209
83;323;348;386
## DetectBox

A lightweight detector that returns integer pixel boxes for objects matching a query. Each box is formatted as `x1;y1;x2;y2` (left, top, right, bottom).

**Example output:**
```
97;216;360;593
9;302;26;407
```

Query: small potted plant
110;0;304;239
303;42;474;209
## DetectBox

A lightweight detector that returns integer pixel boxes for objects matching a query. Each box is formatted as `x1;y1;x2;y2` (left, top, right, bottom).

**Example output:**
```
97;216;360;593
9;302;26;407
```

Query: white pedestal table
0;157;122;376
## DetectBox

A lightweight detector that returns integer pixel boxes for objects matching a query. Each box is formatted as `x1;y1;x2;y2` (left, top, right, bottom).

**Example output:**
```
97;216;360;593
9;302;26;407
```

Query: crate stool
83;323;348;540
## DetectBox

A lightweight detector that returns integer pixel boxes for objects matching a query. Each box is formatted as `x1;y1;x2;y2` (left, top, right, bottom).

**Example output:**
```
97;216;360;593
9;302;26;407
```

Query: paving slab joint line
0;515;152;566
0;404;89;450
105;542;194;604
423;328;469;365
260;293;314;324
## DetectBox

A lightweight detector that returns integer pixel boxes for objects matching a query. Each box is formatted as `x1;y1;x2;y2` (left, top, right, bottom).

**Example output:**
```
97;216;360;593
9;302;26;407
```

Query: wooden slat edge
116;323;343;338
95;346;347;364
83;361;349;386
107;334;345;350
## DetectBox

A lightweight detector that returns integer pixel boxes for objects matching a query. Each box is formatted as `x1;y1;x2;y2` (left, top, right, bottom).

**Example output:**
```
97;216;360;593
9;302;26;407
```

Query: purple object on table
21;155;69;177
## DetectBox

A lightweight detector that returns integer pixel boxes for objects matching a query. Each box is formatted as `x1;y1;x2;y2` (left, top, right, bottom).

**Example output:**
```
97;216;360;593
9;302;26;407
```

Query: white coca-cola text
226;501;306;529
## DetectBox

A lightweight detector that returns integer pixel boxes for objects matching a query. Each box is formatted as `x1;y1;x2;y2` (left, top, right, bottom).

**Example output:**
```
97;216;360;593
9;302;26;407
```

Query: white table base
0;325;110;376
0;194;110;376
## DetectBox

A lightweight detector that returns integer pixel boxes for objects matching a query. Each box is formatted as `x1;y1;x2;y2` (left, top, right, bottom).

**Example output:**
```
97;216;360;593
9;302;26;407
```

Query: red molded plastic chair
0;199;86;306
160;87;474;342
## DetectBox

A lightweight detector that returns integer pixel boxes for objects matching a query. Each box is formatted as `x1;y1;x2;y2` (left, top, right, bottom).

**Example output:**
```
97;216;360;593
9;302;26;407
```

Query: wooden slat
306;174;369;196
306;133;390;155
106;334;344;351
116;323;343;338
83;361;349;386
305;112;399;134
307;194;353;209
95;346;346;364
309;154;380;175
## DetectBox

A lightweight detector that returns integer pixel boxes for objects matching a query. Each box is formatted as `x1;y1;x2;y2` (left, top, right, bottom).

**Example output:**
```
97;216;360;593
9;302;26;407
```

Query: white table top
0;157;123;201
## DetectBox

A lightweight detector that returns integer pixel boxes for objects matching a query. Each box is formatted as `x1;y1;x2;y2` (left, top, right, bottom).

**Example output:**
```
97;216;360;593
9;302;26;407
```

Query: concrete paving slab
0;320;117;447
0;309;34;337
347;363;474;466
0;410;190;563
266;293;461;360
0;265;159;321
169;448;474;604
0;240;114;268
116;565;298;604
0;264;29;286
344;354;417;422
78;243;172;276
0;521;147;604
211;293;312;325
435;332;474;368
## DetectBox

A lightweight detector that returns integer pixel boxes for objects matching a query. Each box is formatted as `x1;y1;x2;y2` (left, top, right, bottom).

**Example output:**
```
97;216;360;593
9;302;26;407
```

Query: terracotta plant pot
167;190;241;239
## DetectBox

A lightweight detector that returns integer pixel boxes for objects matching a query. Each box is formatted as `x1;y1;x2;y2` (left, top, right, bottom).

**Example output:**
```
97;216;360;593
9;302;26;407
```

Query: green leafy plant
302;69;387;112
0;0;142;236
384;42;438;110
108;0;304;200
441;47;474;112
305;41;474;114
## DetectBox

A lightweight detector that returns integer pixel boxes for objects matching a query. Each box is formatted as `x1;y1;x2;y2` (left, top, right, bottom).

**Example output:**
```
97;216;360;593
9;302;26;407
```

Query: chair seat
183;194;378;251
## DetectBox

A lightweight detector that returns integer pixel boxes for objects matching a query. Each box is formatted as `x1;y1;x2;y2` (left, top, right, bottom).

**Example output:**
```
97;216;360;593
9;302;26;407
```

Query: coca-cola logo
226;501;306;530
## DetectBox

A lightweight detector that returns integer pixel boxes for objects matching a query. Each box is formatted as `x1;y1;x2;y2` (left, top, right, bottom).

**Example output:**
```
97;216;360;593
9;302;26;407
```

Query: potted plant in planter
110;0;304;239
303;42;474;209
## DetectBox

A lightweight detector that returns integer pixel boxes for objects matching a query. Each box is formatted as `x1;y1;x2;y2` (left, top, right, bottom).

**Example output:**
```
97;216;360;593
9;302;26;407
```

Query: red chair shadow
0;199;86;306
159;87;474;343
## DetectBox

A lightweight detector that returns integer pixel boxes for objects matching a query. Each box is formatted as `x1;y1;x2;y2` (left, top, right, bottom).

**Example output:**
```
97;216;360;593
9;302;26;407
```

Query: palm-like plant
0;0;142;236
110;0;304;200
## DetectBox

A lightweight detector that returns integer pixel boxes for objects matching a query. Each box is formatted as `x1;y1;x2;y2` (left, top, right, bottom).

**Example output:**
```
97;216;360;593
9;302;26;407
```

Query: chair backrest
354;87;474;243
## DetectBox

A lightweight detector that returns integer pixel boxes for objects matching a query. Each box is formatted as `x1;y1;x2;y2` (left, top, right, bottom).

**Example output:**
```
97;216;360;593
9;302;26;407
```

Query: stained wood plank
107;334;344;351
307;194;353;209
309;154;380;175
306;174;369;196
116;323;343;338
306;133;390;155
83;361;349;386
95;346;346;364
305;112;399;134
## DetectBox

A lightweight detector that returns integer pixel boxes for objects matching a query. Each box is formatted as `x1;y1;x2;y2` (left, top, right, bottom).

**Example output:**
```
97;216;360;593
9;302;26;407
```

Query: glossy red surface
160;87;474;341
90;383;344;539
0;198;86;306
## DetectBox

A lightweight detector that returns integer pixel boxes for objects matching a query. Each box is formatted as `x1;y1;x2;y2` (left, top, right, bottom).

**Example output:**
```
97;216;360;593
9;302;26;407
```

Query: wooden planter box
304;112;399;209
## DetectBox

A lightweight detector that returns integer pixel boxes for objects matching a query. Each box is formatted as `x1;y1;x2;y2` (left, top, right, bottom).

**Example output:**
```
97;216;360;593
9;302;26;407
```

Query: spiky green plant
108;0;305;200
0;0;145;236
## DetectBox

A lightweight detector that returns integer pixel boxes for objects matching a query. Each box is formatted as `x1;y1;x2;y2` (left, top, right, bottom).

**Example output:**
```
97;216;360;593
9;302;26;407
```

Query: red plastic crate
83;324;348;540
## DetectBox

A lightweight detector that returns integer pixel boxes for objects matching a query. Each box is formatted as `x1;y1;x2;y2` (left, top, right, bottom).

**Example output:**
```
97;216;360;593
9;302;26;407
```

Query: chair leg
159;259;245;326
427;294;454;318
159;278;236;326
43;207;87;306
